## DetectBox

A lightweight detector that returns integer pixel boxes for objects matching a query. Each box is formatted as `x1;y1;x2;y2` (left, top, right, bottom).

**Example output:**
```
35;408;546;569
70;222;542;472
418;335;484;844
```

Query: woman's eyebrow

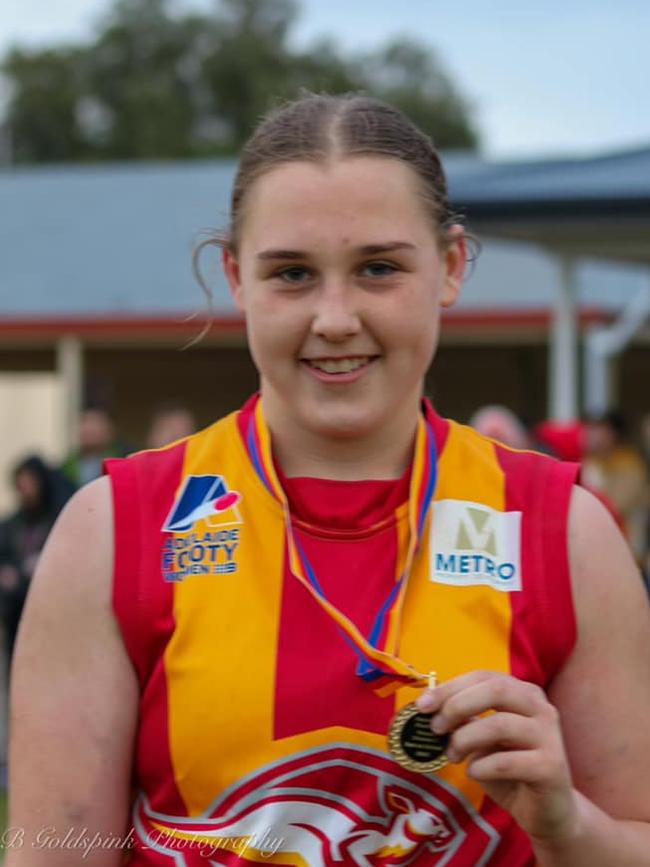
256;241;416;261
256;249;306;261
358;242;416;255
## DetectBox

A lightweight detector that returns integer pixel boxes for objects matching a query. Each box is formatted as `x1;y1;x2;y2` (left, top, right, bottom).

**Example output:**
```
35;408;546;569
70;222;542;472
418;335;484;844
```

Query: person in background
582;411;648;564
60;407;131;488
468;405;531;450
0;456;73;665
532;419;586;463
146;403;196;449
468;405;562;458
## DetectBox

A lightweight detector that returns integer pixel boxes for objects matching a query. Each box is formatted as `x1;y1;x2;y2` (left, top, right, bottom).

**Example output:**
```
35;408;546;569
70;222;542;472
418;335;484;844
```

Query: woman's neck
261;393;421;481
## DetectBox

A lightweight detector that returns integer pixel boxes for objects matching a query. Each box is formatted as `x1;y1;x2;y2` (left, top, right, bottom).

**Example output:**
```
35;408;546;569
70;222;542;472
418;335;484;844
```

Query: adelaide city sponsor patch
161;474;243;582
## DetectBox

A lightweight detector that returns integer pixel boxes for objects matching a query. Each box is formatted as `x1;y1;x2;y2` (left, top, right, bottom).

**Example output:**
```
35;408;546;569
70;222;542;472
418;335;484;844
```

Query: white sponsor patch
430;499;522;591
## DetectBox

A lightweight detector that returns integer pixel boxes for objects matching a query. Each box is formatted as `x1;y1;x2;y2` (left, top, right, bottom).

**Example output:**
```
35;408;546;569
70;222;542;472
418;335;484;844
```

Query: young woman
8;94;650;866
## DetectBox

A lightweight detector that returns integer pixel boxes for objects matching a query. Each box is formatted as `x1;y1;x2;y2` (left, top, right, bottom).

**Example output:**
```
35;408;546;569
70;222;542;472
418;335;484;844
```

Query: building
1;149;649;507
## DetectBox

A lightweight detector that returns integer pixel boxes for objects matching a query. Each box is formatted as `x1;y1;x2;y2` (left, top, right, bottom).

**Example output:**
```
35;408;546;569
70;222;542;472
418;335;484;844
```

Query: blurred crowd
0;403;196;676
1;400;649;683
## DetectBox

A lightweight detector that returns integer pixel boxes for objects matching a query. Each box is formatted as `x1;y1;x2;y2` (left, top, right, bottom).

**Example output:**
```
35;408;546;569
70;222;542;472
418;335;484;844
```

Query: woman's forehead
239;157;434;249
251;155;421;201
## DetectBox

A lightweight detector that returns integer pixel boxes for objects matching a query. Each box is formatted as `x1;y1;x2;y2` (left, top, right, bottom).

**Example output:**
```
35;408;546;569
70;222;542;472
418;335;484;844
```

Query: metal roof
1;148;648;320
448;147;650;202
0;160;236;316
447;147;650;263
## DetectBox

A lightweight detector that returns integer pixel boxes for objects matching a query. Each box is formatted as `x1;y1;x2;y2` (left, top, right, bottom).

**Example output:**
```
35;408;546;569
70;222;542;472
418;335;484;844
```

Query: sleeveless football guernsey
106;395;579;866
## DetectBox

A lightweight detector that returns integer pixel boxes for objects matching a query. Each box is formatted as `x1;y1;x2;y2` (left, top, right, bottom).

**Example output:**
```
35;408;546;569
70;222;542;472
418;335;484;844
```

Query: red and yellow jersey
106;396;578;866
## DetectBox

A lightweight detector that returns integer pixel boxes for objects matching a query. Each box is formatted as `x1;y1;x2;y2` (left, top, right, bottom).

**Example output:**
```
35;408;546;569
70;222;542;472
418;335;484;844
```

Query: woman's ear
223;248;245;312
440;225;467;309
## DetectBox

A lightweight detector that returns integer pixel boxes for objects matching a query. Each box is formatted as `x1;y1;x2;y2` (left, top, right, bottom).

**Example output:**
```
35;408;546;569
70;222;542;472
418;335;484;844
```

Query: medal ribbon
245;397;438;697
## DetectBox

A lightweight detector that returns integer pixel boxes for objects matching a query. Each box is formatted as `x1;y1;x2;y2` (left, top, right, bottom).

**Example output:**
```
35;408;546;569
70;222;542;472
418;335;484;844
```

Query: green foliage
357;38;478;150
1;0;479;163
4;47;90;162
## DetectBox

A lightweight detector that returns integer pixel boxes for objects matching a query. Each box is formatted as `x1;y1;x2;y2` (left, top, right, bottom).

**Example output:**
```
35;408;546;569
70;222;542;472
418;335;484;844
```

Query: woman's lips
301;356;378;384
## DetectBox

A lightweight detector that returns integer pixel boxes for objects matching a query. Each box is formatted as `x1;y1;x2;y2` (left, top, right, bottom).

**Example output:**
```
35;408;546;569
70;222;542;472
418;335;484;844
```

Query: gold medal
388;673;449;774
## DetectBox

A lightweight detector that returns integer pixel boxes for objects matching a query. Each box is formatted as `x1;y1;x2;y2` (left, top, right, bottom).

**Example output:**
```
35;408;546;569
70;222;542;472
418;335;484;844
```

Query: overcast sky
2;0;649;159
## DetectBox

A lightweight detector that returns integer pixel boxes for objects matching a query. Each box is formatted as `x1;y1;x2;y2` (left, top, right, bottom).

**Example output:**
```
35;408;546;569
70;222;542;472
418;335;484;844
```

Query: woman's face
224;156;466;443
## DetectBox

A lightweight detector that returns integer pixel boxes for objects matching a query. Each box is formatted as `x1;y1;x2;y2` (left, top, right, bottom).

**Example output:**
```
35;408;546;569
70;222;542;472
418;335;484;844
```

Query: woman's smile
300;355;379;382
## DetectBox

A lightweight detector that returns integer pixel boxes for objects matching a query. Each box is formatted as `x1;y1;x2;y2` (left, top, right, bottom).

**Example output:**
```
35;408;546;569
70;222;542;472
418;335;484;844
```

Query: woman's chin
300;404;380;441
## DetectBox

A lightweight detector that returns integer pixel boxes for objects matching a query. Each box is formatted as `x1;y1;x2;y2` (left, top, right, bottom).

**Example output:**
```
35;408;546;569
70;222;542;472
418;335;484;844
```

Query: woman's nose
310;283;362;341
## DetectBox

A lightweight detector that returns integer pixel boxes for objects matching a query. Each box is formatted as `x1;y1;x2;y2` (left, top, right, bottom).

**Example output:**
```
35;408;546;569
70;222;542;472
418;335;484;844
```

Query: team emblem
163;475;242;533
134;745;501;864
161;475;243;582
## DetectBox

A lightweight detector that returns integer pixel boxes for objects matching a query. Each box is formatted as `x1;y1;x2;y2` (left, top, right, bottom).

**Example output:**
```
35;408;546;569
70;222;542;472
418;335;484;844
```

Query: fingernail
431;714;447;733
415;691;438;712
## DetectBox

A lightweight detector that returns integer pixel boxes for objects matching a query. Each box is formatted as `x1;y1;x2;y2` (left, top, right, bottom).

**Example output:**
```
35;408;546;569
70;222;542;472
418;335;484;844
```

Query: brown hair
192;92;471;317
226;92;458;252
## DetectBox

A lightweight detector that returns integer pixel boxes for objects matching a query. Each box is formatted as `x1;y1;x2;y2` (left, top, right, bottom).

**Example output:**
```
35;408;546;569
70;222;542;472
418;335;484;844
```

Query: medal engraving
388;703;449;773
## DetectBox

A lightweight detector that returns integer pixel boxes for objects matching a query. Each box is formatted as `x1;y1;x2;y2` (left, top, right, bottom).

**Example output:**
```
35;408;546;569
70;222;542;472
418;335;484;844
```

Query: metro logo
455;506;498;555
430;500;522;592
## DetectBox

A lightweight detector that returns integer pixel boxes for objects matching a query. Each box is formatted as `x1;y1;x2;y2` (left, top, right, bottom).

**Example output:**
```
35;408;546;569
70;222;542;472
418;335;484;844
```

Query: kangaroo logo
134;745;501;865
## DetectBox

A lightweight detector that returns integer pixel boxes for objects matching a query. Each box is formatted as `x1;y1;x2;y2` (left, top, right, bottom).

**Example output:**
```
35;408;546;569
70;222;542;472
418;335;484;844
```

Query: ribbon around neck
245;397;438;697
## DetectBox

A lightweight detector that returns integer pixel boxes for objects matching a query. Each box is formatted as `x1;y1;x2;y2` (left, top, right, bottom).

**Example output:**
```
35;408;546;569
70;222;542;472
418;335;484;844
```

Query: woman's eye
361;261;398;278
276;266;311;284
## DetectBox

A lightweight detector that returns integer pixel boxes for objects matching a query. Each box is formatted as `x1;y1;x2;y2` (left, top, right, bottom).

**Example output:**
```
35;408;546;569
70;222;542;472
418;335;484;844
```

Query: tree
80;0;201;158
3;47;89;163
0;0;479;163
199;0;299;150
359;38;478;150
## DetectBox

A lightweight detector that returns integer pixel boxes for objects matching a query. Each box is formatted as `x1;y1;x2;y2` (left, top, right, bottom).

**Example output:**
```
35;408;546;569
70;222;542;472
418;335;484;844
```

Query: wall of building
85;345;259;447
618;348;650;430
4;339;650;509
0;372;65;513
0;342;549;460
428;344;549;425
85;344;551;446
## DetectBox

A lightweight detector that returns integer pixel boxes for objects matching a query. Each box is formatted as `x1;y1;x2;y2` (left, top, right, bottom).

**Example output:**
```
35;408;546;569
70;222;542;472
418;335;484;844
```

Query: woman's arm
533;484;650;865
416;485;650;866
5;476;139;867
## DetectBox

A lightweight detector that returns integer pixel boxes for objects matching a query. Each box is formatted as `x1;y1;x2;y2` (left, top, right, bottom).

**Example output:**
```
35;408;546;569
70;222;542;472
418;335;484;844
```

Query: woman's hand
416;670;580;845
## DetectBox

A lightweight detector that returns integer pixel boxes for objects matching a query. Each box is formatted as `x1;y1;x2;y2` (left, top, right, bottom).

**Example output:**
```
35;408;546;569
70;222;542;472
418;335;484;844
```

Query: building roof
447;147;650;262
447;146;650;203
1;148;648;326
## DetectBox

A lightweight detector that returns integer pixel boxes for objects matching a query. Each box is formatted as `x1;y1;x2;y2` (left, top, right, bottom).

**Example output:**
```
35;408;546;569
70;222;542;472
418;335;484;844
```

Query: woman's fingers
410;671;577;842
416;671;552;734
466;749;568;786
446;712;539;763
